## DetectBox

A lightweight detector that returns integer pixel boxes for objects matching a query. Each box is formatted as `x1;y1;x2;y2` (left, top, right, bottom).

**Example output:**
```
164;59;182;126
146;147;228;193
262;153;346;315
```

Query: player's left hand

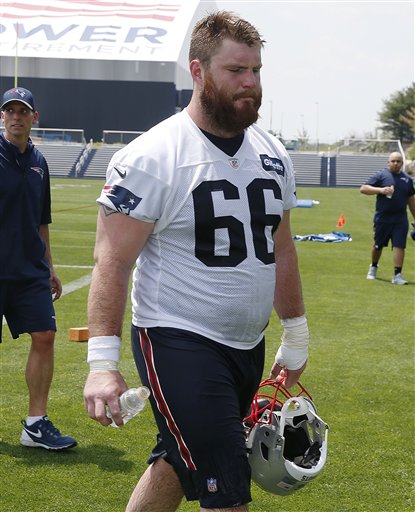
269;361;307;388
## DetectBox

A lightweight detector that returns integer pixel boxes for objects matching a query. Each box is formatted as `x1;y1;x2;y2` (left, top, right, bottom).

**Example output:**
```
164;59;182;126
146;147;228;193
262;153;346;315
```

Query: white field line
56;245;95;249
55;265;94;269
62;274;92;296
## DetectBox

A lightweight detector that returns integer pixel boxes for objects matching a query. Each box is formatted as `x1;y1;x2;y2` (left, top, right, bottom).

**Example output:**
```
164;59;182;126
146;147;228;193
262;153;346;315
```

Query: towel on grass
293;231;352;242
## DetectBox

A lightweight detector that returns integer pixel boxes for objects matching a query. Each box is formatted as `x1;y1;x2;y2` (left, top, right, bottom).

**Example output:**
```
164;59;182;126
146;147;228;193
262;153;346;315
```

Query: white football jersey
97;110;297;349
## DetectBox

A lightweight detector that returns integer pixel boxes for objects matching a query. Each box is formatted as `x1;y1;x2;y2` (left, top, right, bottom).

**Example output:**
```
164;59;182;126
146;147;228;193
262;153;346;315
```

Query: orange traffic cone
336;214;345;228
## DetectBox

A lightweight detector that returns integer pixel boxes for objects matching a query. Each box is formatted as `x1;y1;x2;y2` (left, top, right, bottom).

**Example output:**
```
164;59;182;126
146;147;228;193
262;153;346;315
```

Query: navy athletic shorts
373;217;409;249
131;325;265;509
0;278;56;342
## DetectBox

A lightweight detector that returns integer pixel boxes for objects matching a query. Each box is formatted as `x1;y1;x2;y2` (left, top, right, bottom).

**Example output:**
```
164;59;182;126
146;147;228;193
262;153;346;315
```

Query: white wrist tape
275;315;309;370
89;360;119;372
87;336;121;370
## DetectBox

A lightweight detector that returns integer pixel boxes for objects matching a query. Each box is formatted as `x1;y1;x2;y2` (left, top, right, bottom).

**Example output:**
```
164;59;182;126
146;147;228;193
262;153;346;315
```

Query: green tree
400;105;415;135
400;106;415;159
378;83;415;142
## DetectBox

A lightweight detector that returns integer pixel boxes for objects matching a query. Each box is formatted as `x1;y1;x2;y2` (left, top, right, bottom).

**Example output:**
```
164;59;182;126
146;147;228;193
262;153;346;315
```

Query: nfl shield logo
228;158;240;169
207;478;218;493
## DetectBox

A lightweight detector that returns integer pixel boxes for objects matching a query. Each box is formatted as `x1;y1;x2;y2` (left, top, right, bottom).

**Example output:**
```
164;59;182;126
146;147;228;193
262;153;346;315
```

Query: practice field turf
0;179;414;512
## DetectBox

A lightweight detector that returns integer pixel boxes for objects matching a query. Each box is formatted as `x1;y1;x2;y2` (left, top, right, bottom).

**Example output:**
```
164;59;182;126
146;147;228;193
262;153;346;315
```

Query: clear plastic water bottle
108;386;150;427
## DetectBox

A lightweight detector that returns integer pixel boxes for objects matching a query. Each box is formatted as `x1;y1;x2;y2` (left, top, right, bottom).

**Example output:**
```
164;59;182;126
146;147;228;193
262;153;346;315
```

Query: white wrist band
280;314;307;328
87;335;121;365
275;315;309;370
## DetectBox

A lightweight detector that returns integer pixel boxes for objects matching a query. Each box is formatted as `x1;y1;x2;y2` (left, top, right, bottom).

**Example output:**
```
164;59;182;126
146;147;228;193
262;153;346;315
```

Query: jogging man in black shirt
360;152;415;285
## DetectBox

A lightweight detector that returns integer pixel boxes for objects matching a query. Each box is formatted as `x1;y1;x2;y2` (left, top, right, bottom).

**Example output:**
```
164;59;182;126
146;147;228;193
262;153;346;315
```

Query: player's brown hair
189;11;265;67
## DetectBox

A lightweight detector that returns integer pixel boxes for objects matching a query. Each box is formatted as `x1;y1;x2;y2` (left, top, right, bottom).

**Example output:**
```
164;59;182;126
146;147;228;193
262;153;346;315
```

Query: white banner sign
0;0;199;61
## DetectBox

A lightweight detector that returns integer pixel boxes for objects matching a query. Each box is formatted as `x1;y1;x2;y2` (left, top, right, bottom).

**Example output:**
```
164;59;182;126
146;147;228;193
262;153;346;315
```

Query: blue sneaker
20;416;77;450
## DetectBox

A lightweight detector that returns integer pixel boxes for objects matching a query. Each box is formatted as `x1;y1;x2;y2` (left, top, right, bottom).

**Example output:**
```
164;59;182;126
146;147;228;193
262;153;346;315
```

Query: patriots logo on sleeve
260;155;285;176
103;184;142;215
30;167;45;179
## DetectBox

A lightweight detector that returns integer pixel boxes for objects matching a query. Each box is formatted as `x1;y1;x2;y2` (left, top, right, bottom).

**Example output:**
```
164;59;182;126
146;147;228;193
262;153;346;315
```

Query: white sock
26;415;46;426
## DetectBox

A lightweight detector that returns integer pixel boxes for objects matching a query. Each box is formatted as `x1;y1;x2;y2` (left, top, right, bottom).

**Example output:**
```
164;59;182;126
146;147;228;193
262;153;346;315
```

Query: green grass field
0;179;414;512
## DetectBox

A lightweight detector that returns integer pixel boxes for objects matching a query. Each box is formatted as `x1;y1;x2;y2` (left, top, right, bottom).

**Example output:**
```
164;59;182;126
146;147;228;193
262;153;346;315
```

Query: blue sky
212;1;414;142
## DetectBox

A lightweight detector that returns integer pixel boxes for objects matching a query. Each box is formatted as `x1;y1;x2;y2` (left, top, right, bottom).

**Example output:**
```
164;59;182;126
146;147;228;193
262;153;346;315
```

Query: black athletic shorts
0;278;56;342
373;217;409;249
131;325;265;509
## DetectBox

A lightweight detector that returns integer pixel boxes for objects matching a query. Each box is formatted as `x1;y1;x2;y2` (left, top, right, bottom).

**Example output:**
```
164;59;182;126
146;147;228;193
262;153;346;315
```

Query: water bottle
386;185;394;198
108;386;150;427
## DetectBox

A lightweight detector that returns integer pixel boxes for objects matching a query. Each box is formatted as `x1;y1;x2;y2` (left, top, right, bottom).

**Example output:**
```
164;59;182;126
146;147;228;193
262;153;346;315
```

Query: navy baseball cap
1;87;35;111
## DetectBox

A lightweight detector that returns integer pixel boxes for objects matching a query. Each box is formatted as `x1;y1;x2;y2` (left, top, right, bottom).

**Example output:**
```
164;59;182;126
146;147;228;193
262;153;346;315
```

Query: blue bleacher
81;145;123;178
35;143;84;177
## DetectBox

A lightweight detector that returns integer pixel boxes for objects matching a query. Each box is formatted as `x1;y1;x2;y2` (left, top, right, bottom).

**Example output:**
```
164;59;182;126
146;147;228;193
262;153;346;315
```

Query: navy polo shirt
365;167;415;222
0;133;52;280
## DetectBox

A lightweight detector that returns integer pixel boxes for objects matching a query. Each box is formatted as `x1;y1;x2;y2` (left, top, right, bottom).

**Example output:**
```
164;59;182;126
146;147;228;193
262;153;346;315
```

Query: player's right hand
83;370;128;427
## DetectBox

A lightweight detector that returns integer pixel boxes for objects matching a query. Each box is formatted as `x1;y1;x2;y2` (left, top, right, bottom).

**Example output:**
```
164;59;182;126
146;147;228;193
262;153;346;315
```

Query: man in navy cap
0;87;77;450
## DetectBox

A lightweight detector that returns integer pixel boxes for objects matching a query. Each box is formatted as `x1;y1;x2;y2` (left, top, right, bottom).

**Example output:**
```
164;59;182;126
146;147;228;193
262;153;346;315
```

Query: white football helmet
244;378;329;496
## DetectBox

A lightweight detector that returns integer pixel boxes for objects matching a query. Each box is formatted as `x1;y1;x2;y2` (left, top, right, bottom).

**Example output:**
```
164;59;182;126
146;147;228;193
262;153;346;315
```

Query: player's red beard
200;71;262;134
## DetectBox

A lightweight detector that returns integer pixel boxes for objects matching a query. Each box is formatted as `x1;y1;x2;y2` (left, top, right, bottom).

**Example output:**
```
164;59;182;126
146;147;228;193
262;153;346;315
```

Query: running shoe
20;416;77;450
391;273;408;285
366;265;377;280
